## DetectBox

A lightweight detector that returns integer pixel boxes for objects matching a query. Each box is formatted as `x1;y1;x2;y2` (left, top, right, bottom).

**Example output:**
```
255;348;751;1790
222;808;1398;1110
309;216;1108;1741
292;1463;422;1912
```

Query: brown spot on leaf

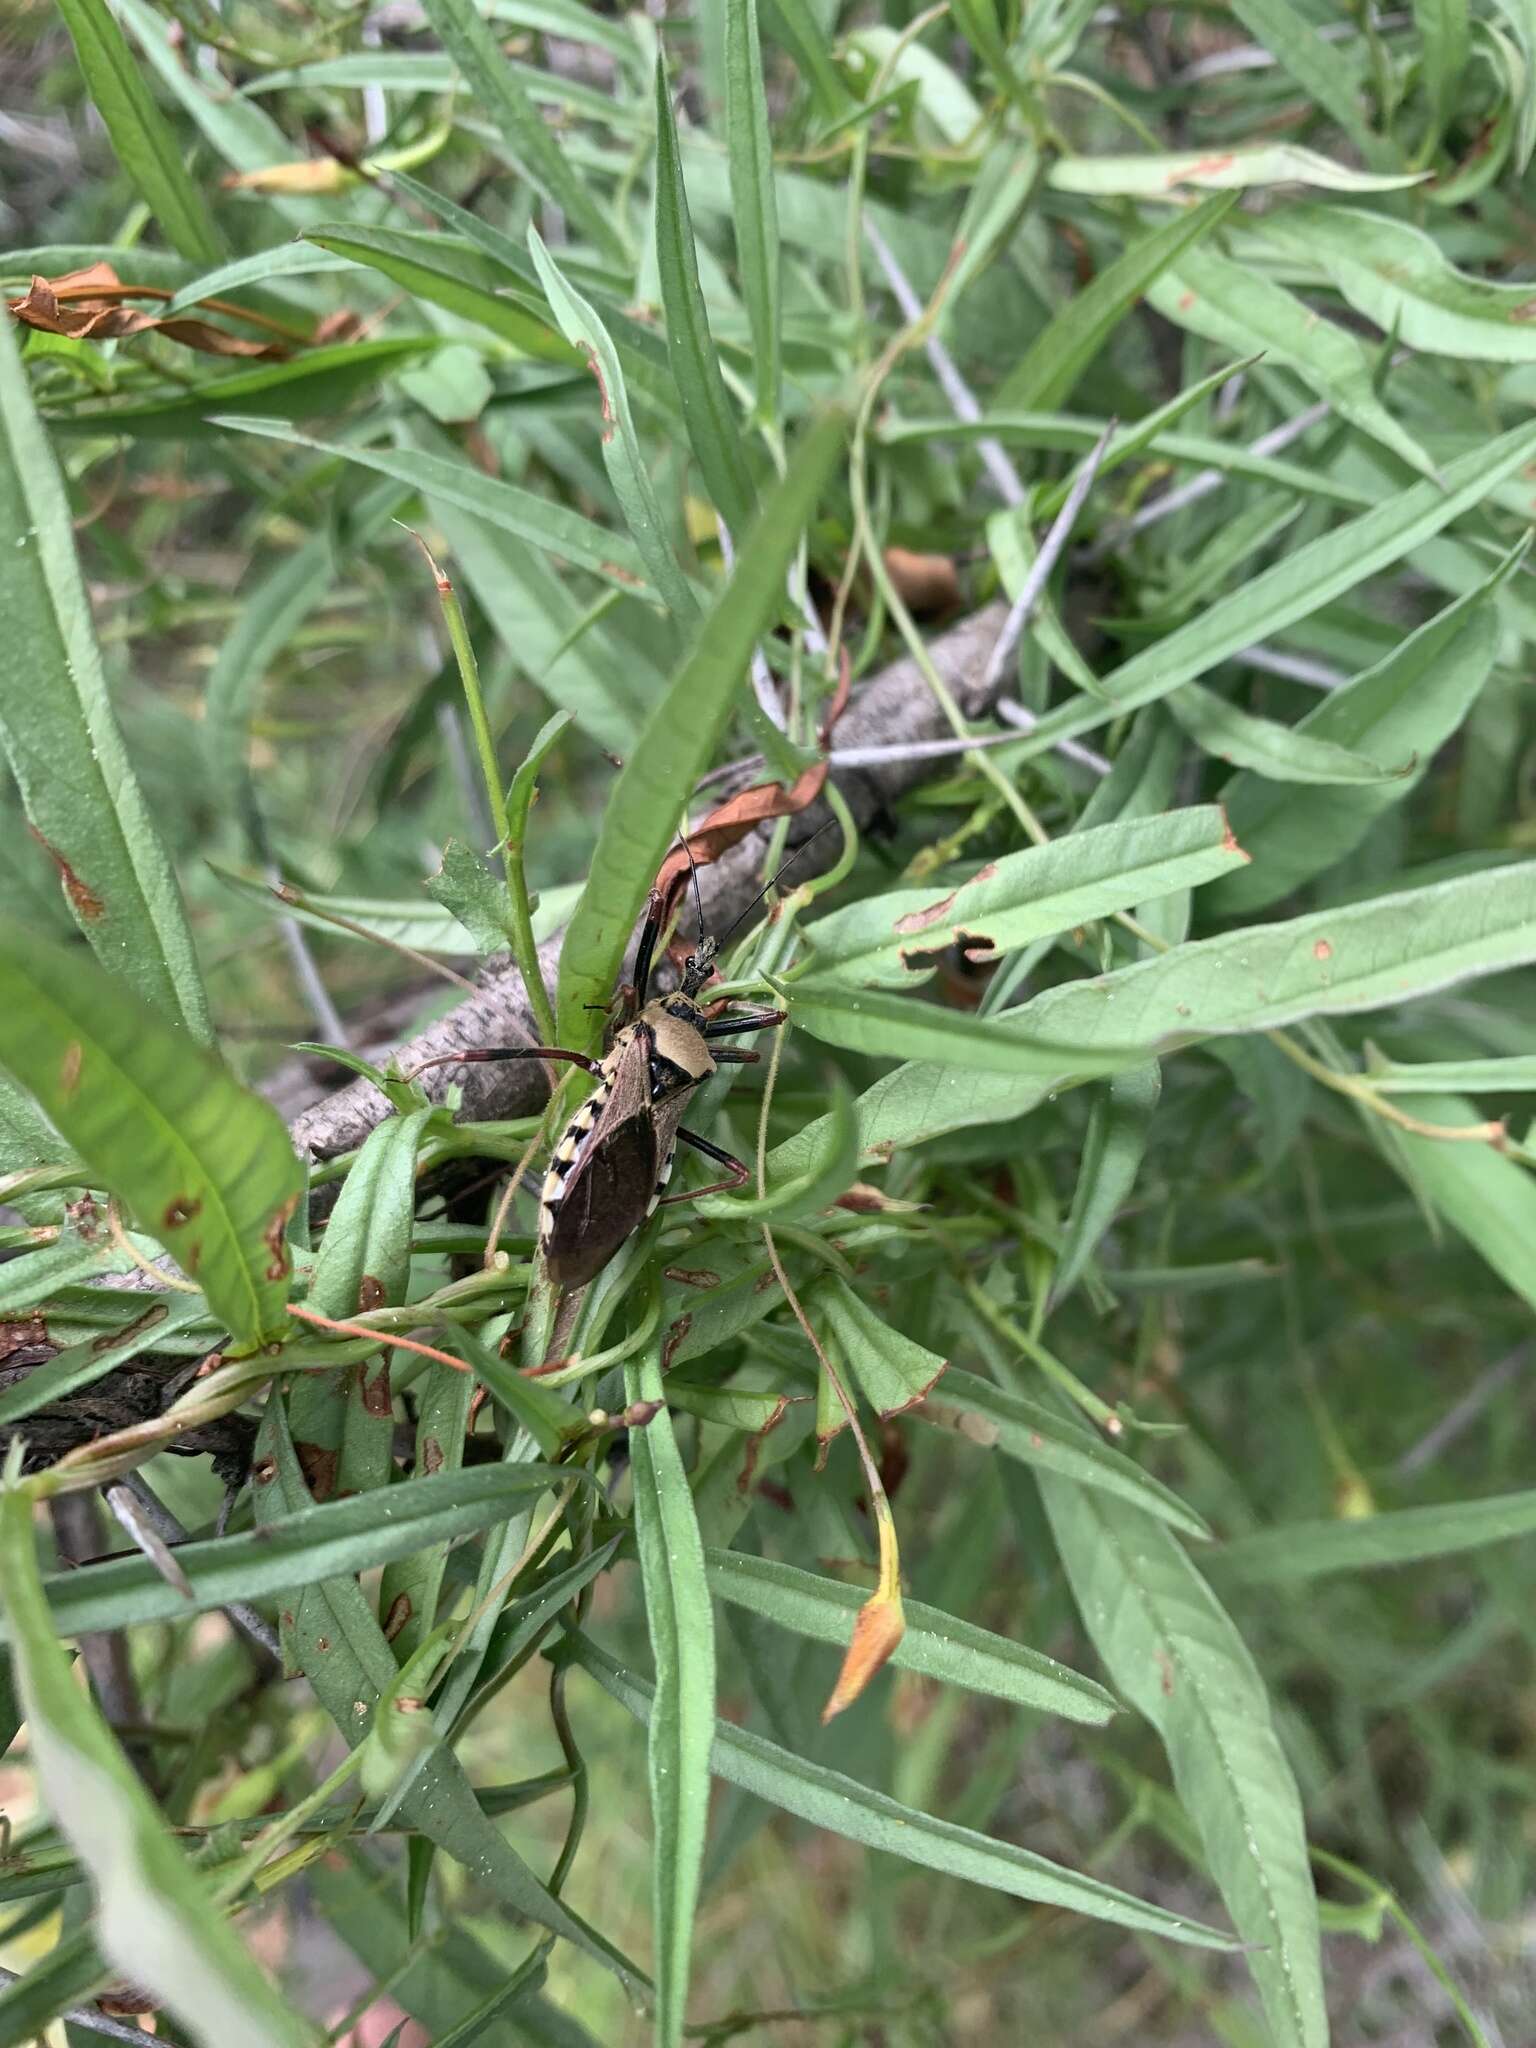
1157;1647;1176;1697
252;1456;278;1487
360;1363;392;1418
1511;297;1536;322
91;1303;167;1353
1177;289;1197;312
893;890;957;936
383;1594;413;1643
1170;152;1235;184
583;346;614;438
314;1636;331;1653
1313;938;1333;960
59;1042;83;1097
357;1274;388;1314
663;1266;720;1289
662;1314;693;1370
1219;810;1249;860
163;1194;201;1231
295;1442;338;1501
878;1359;949;1422
263;1193;299;1283
421;1435;445;1475
27;824;105;920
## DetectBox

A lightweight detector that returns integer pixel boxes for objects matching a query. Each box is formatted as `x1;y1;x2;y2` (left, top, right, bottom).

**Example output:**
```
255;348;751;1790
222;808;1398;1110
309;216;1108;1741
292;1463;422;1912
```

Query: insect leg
402;1046;604;1082
701;1007;786;1040
657;1125;751;1205
707;1047;761;1065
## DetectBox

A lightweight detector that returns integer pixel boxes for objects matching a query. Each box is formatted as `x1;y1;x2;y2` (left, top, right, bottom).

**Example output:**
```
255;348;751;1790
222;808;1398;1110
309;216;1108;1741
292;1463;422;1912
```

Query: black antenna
683;834;707;953
712;818;838;956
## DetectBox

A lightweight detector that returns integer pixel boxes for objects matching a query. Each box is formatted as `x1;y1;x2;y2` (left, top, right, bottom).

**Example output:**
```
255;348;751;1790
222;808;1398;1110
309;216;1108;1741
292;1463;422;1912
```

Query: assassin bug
405;832;827;1292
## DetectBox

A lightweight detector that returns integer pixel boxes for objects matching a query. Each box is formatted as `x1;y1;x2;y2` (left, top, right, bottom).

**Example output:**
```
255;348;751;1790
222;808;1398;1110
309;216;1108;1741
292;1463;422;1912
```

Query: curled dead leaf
822;1584;906;1722
654;761;829;923
8;262;293;359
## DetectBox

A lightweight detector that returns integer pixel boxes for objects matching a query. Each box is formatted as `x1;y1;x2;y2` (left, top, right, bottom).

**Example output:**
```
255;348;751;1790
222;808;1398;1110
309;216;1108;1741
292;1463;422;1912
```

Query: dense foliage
1;2;1535;2042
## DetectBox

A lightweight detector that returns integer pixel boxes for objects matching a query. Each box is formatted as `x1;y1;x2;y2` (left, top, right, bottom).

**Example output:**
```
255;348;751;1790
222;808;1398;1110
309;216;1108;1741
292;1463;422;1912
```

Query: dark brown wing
545;1108;659;1291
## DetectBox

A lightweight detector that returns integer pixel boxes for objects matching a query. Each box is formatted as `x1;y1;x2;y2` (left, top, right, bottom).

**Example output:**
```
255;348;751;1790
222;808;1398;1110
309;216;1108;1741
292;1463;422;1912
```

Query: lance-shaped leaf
705;1549;1118;1723
0;1464;575;1642
1055;1060;1161;1304
0;313;210;1038
422;0;624;262
1040;1472;1327;2048
1253;202;1536;361
997;192;1235;410
252;1409;641;1987
1048;144;1425;195
529;228;701;625
565;1632;1237;1948
796;807;1246;987
555;410;845;1050
626;1346;715;2048
0;919;302;1349
725;0;781;424
916;1369;1210;1539
55;0;223;266
1211;571;1506;914
654;58;758;539
0;1484;317;2048
1213;1486;1536;1585
997;862;1536;1054
217;418;659;605
1146;240;1435;477
818;1277;947;1425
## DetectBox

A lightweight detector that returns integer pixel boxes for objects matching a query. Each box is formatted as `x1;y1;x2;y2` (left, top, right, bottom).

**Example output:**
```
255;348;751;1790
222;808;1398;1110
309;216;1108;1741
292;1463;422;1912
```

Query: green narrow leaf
555;408;845;1050
725;0;782;424
1167;681;1406;785
1211;577;1504;914
1390;1092;1536;1315
566;1632;1236;1947
654;58;759;539
0;918;302;1350
10;1465;578;1641
1040;1472;1328;2048
252;1411;641;1988
625;1346;715;2048
1230;0;1378;152
797;807;1248;986
1214;1486;1536;1584
995;192;1236;410
421;0;625;263
528;228;701;625
218;417;659;603
1413;0;1471;149
1011;420;1536;762
312;1109;436;1500
1252;201;1536;362
695;1072;859;1221
704;1550;1117;1723
1047;144;1424;195
1055;1061;1161;1304
55;0;224;265
0;1483;317;2047
818;1277;947;1422
783;981;1140;1074
205;535;335;815
916;1368;1211;1538
1002;863;1536;1051
1146;240;1436;476
0;314;210;1038
54;339;435;439
0;1292;209;1430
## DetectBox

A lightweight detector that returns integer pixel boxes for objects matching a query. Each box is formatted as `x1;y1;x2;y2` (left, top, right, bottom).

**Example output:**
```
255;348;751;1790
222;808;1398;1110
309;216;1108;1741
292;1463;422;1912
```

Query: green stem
416;532;558;1046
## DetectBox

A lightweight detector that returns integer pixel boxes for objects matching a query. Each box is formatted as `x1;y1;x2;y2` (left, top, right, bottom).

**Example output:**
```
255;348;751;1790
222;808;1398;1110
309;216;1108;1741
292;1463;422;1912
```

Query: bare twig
106;1474;280;1661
